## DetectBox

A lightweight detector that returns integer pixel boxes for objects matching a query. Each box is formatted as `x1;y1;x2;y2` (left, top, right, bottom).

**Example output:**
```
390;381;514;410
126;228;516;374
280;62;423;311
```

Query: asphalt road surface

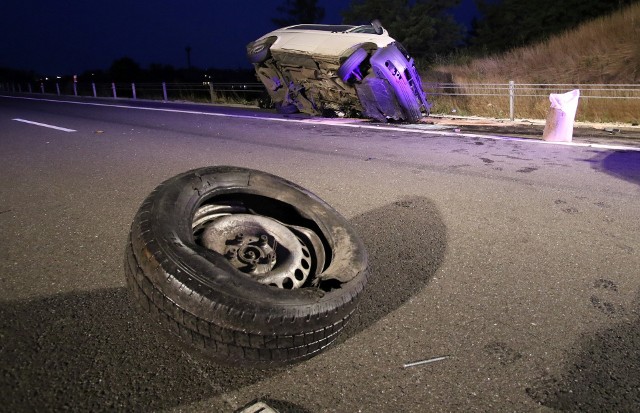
1;95;639;412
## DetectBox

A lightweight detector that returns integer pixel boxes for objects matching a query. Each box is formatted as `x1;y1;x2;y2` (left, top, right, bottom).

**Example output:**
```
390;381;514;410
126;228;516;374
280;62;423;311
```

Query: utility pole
185;46;192;69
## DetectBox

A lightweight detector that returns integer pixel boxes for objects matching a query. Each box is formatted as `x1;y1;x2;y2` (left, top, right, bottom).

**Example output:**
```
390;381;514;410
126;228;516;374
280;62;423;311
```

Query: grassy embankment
425;2;640;123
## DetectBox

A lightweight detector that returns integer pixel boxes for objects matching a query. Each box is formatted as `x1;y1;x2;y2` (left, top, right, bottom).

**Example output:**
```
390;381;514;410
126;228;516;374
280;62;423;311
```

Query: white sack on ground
542;89;580;142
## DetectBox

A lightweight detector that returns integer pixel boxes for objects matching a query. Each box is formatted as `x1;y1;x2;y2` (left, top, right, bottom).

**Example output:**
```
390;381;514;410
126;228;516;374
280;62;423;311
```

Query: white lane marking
3;95;639;151
297;118;640;151
12;118;76;132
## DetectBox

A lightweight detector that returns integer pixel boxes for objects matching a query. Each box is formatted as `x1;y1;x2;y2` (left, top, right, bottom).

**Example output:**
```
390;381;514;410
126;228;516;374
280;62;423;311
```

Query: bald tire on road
123;166;369;367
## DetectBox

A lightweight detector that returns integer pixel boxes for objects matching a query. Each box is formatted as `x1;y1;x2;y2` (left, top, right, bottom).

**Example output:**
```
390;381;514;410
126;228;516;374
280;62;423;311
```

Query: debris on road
403;355;450;368
237;401;280;413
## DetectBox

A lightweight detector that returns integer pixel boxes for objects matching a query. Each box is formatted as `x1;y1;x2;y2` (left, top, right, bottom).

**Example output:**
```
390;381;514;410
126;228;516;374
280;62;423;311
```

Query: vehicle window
348;25;378;34
285;24;355;32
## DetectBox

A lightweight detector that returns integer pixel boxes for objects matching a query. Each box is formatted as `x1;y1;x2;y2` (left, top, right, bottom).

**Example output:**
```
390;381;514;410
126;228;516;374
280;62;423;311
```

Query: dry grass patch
427;3;640;123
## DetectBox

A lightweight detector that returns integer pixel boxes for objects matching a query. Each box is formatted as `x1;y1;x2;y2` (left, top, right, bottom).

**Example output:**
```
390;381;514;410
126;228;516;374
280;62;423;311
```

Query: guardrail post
509;80;515;121
162;82;168;102
56;83;61;96
92;82;97;97
112;82;117;98
132;83;137;99
209;83;215;103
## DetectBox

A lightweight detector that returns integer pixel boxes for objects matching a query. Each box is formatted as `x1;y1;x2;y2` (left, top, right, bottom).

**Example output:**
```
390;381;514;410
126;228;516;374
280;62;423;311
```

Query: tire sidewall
247;37;276;64
338;48;368;82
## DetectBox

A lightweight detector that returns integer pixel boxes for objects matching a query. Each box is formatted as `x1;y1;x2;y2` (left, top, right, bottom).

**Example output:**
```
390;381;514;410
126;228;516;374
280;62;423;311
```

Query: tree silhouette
342;0;464;60
108;57;141;82
470;0;637;53
272;0;326;27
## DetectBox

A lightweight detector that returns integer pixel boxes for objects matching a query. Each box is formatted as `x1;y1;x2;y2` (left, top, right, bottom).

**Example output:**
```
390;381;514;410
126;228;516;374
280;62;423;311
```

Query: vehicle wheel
247;37;276;64
370;46;424;122
274;101;299;114
338;48;368;83
124;166;368;367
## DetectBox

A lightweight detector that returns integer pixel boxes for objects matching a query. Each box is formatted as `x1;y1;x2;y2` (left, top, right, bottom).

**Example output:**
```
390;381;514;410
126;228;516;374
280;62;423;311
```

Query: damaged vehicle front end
247;21;431;122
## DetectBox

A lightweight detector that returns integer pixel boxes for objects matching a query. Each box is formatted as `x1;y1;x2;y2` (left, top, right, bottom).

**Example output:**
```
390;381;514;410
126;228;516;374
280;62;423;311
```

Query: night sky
2;0;479;76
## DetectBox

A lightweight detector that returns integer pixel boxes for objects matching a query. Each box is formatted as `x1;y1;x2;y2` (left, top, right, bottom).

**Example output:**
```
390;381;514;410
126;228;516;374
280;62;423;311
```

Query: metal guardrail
4;81;639;98
0;81;266;103
423;82;640;98
422;82;640;120
1;80;638;121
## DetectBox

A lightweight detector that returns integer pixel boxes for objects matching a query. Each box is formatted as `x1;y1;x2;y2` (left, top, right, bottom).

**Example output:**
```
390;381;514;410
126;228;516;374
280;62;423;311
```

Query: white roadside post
509;80;515;121
542;89;580;142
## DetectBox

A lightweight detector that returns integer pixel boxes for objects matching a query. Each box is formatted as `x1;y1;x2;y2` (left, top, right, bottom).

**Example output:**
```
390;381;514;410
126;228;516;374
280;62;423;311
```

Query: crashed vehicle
247;21;431;122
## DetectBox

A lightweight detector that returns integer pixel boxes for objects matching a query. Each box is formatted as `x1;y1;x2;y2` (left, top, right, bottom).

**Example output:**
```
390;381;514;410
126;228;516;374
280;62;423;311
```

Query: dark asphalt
1;95;639;412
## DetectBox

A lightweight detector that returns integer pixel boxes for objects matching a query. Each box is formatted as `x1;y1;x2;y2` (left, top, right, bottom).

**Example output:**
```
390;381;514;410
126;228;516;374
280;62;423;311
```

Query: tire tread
125;238;355;366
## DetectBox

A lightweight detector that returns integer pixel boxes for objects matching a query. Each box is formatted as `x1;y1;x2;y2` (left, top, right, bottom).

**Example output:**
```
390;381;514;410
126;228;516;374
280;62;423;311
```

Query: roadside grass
210;91;259;106
426;2;640;123
426;90;640;124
